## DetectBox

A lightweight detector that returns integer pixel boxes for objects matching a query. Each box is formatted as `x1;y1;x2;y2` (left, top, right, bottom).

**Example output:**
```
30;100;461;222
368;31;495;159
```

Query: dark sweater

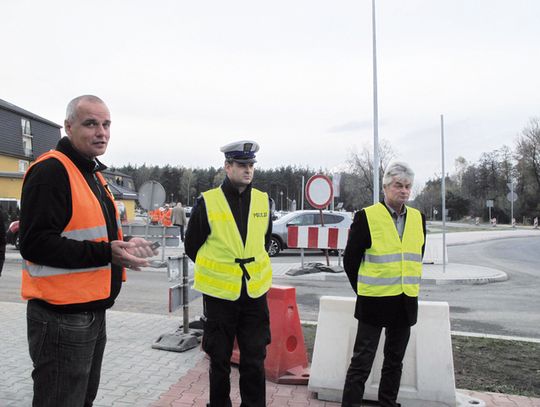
20;137;122;313
344;203;426;327
0;211;5;275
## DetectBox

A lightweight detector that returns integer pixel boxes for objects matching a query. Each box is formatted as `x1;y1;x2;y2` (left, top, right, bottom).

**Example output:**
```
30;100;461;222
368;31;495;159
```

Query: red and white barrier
287;226;349;250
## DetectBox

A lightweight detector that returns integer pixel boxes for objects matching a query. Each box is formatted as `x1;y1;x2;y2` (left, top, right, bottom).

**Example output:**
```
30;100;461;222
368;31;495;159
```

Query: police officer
185;140;272;407
341;161;426;407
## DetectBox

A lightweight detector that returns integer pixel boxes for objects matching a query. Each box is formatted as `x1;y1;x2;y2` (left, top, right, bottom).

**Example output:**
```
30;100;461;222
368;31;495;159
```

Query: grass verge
301;325;540;398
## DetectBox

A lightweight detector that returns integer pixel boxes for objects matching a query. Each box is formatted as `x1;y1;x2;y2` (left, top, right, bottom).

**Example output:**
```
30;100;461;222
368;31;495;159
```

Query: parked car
268;210;353;256
6;220;20;249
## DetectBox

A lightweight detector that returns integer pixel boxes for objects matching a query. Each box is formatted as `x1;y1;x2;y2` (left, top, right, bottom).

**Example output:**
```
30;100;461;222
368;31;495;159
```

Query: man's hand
111;239;157;271
126;237;159;258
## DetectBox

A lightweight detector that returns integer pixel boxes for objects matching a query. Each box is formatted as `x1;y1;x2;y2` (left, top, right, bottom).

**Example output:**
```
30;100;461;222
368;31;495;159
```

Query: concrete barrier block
309;297;457;407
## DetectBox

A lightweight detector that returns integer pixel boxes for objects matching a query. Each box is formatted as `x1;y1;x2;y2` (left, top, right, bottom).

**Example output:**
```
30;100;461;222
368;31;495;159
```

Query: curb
421;272;508;285
276;268;509;285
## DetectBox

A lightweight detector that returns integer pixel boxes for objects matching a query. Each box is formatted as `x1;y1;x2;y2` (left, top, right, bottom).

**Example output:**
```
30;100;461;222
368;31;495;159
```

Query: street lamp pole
371;0;380;204
186;171;192;207
441;114;447;271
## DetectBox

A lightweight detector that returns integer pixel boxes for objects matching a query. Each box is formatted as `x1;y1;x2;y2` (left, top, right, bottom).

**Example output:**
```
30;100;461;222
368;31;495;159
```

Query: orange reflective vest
162;208;172;226
21;150;125;305
150;209;160;223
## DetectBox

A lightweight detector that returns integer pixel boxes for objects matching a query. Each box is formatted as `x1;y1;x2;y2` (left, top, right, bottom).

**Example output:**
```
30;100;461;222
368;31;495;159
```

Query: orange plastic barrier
231;285;310;384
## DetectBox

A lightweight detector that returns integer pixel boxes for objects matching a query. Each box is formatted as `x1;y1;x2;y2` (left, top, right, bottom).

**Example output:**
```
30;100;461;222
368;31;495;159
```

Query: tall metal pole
301;176;305;210
182;255;190;334
441;115;447;271
372;0;380;204
186;172;192;208
510;180;514;226
301;176;305;268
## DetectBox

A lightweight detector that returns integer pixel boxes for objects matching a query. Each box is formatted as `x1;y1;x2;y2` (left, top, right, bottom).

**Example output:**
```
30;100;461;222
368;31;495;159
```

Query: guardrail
122;224;180;262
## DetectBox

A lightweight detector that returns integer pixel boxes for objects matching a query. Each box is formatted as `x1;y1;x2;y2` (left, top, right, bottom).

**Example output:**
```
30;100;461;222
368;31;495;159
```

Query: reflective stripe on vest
23;261;113;277
364;252;423;263
194;187;272;300
357;202;423;297
358;275;422;285
21;150;124;305
61;225;109;241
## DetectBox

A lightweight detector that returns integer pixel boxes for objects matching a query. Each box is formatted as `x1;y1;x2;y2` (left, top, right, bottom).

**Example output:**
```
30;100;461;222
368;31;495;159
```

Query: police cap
220;140;259;164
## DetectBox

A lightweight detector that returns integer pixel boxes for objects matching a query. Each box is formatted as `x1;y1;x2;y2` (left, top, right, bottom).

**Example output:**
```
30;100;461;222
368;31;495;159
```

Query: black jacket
344;203;426;327
20;137;122;313
0;211;5;275
185;177;272;263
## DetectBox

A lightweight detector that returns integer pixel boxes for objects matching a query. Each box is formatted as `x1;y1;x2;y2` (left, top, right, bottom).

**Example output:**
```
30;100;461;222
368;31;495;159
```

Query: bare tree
346;140;395;205
516;118;540;191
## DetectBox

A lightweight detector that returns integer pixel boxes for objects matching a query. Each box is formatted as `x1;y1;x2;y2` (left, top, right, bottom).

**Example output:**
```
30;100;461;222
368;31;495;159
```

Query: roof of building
107;182;138;200
0;98;62;128
102;168;132;179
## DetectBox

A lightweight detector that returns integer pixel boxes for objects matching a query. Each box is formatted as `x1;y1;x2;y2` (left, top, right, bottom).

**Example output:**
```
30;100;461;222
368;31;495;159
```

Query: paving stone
2;301;540;406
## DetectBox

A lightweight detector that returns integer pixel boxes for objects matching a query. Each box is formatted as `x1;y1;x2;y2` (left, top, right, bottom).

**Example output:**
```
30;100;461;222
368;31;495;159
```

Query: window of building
21;118;33;157
21;118;32;135
18;160;29;173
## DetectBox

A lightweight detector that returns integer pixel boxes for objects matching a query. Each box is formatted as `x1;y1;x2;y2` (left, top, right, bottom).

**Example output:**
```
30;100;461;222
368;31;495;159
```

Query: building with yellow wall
102;168;138;222
0;99;61;216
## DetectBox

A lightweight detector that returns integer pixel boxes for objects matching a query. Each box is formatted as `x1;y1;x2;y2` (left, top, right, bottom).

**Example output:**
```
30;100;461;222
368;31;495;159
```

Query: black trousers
341;321;410;407
27;301;107;407
173;224;185;242
202;287;270;407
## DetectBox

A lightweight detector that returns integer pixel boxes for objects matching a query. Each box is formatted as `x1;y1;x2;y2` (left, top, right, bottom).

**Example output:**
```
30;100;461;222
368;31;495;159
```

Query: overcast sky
2;0;539;190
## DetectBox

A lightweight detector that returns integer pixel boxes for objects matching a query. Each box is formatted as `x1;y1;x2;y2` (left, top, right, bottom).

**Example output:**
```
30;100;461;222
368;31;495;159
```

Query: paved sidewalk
0;301;204;407
150;358;540;406
2;301;540;406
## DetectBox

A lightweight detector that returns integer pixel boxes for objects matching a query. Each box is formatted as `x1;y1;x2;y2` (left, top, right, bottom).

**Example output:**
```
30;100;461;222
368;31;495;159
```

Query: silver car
268;210;353;256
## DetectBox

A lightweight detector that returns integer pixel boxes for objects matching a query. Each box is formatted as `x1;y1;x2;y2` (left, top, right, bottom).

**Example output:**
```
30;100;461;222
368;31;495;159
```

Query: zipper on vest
238;195;246;247
93;174;112;231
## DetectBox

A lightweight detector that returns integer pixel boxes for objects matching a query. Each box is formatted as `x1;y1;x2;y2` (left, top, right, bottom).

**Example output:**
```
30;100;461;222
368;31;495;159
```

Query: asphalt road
271;237;540;339
425;236;540;339
2;236;539;339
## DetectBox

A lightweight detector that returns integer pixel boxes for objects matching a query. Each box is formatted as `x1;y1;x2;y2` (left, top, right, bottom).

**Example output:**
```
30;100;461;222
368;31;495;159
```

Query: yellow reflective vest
21;150;125;305
194;187;272;300
357;202;424;297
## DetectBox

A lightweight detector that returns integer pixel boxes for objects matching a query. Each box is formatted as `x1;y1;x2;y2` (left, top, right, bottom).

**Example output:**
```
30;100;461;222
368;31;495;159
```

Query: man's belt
235;257;255;280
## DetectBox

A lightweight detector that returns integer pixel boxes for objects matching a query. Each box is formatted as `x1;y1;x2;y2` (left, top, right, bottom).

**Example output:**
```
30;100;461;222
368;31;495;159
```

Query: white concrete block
308;297;457;407
423;234;448;265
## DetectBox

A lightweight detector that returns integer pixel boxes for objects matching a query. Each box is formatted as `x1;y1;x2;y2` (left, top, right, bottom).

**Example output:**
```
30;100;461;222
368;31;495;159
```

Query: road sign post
305;175;334;267
486;199;494;223
507;181;517;227
152;255;202;352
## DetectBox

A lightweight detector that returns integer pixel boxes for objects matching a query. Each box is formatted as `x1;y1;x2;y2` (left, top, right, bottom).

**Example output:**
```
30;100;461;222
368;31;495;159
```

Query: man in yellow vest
19;95;156;407
341;161;426;407
185;140;272;407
